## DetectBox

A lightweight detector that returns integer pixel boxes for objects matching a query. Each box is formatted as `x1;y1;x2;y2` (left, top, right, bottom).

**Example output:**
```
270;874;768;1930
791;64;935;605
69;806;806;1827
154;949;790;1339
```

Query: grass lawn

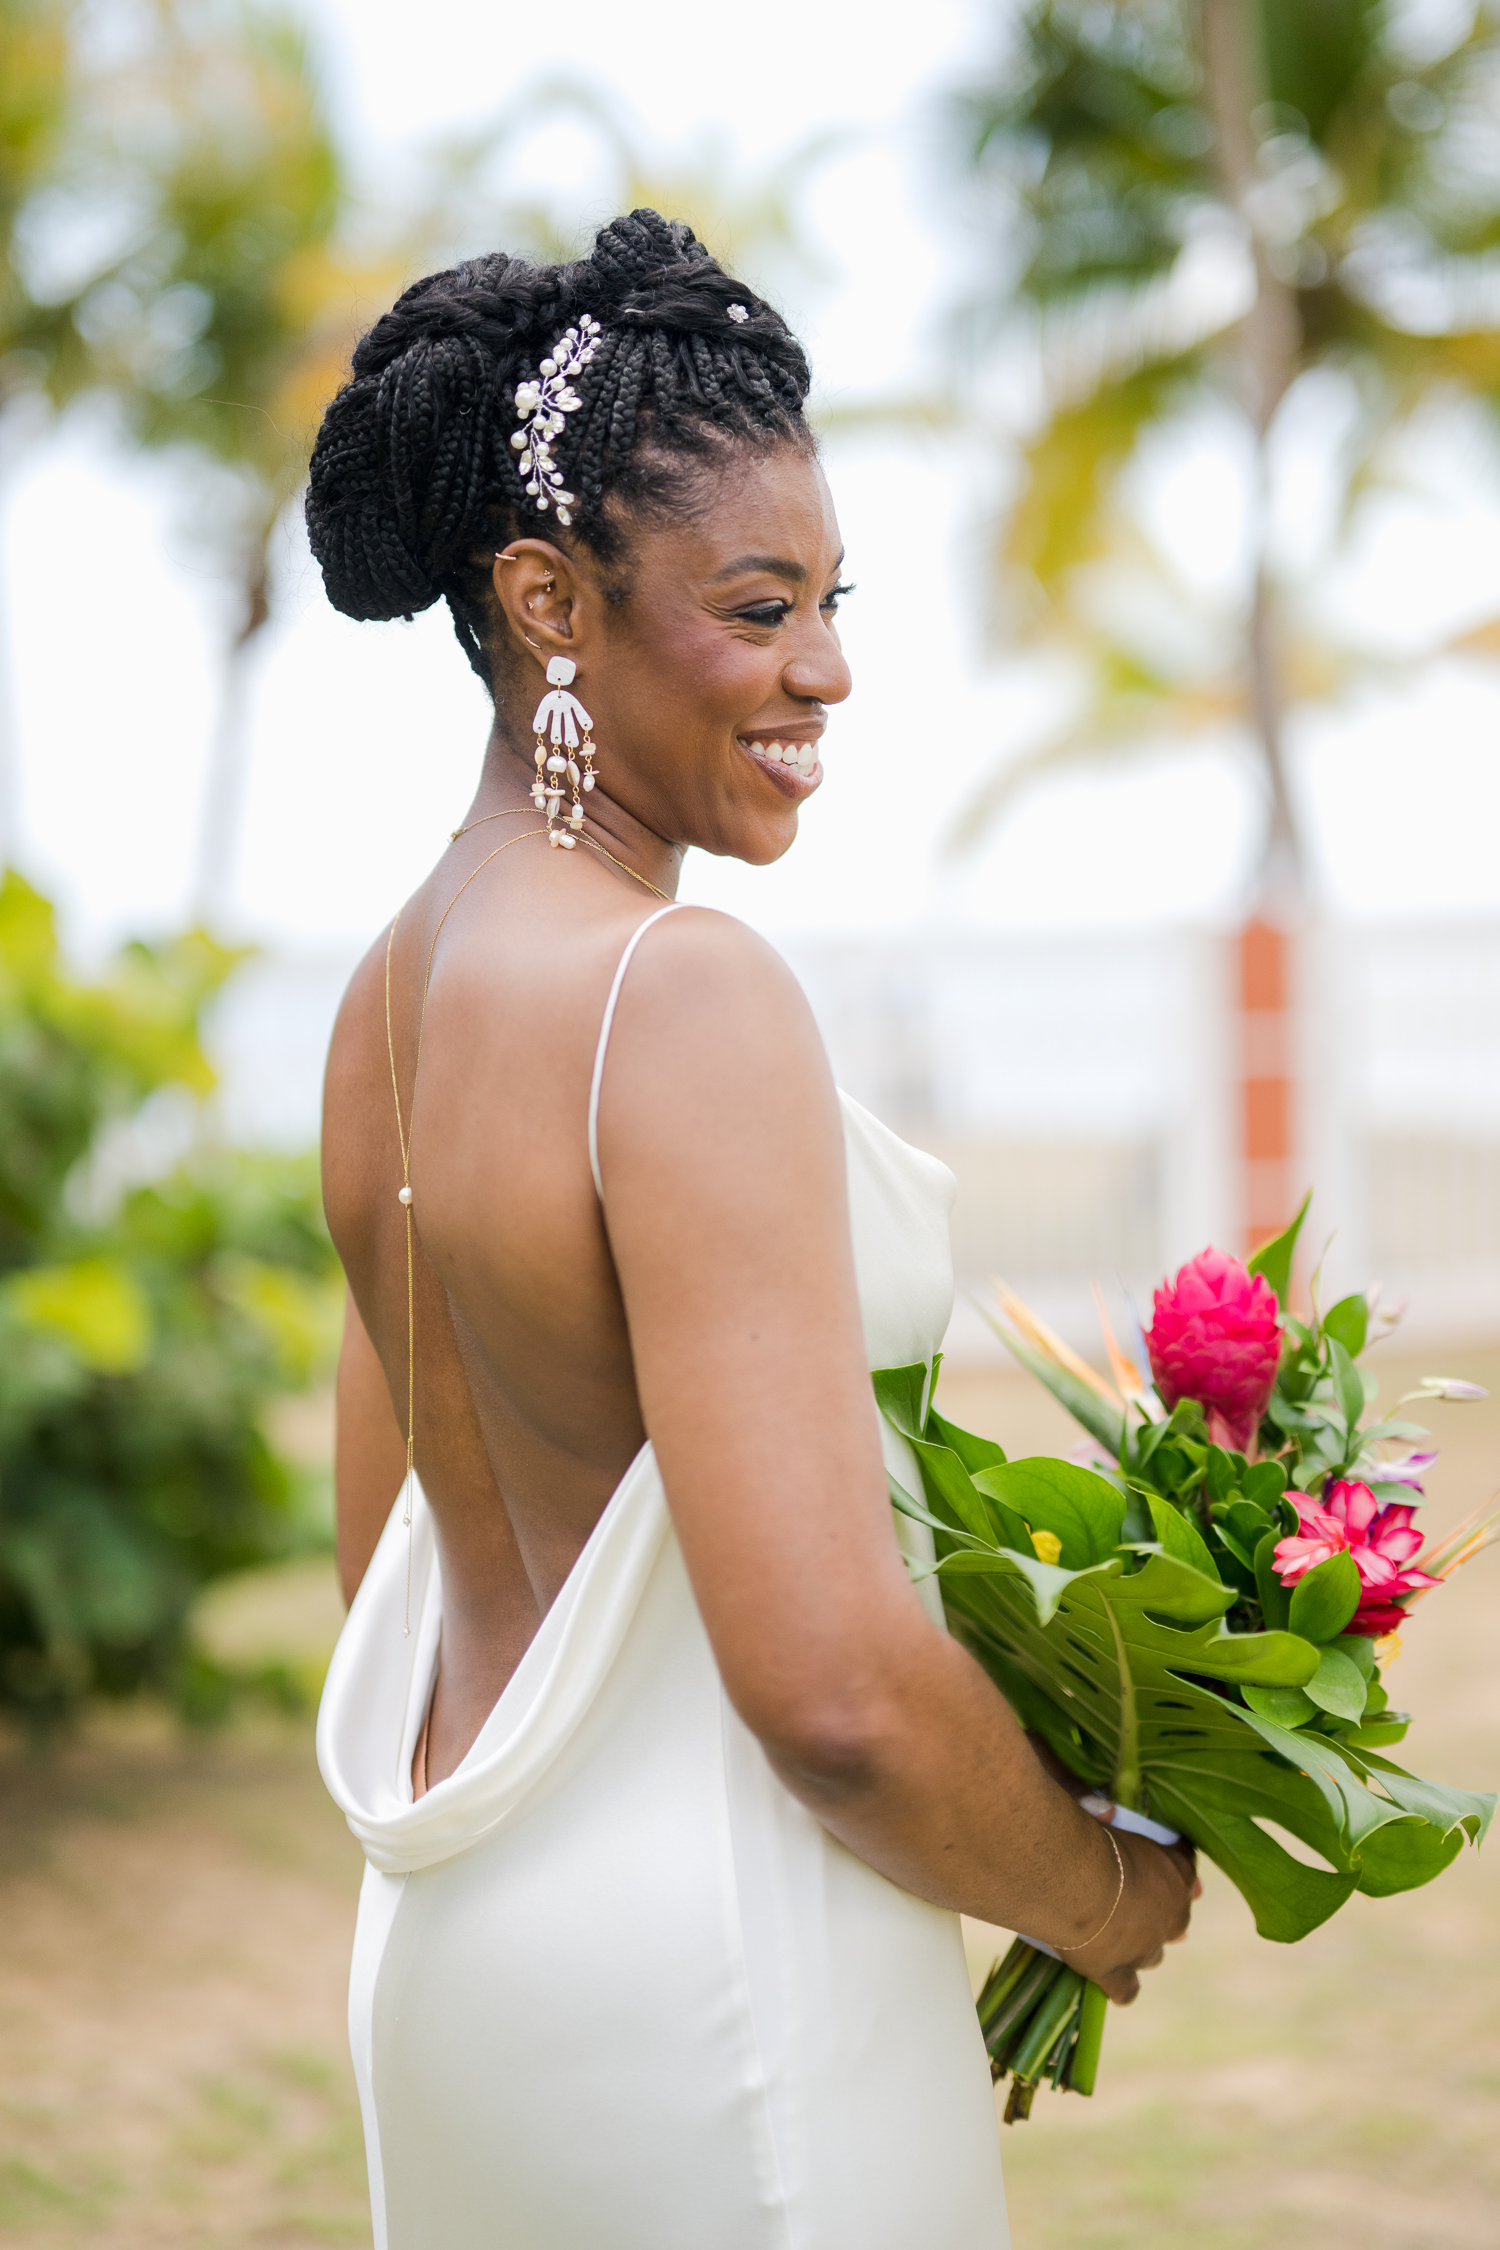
1;1348;1495;2248
0;1708;370;2248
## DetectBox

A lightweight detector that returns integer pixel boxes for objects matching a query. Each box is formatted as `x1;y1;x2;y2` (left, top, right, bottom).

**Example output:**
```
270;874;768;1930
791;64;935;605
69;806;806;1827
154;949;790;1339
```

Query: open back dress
316;907;1012;2249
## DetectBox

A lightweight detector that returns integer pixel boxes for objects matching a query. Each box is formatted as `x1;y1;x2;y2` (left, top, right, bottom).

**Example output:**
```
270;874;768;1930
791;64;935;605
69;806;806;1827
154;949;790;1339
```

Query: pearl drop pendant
398;1184;413;1206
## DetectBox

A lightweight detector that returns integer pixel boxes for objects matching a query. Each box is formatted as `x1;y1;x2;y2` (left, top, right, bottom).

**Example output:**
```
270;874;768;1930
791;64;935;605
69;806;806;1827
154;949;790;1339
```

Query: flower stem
976;1937;1038;2031
1003;2077;1037;2124
1065;1978;1108;2096
1007;1966;1085;2084
980;1948;1060;2075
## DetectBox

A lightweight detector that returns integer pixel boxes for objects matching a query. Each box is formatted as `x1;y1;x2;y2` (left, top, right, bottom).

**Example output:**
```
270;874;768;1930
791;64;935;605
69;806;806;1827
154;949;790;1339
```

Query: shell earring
530;656;598;848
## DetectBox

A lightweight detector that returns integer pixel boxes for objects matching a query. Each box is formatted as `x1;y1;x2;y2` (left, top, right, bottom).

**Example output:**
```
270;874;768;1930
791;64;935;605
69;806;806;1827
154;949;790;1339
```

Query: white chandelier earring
530;656;598;848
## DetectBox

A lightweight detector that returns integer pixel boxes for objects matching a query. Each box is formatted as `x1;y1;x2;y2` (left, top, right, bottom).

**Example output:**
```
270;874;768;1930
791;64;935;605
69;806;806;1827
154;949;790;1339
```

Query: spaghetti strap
588;904;682;1200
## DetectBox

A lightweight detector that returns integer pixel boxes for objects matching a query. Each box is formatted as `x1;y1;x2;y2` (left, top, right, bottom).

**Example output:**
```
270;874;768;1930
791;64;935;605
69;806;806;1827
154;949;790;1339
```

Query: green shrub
0;872;342;1726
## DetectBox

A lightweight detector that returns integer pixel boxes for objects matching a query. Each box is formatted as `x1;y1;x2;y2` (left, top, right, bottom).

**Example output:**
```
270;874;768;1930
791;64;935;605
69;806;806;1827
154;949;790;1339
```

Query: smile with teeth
744;738;821;775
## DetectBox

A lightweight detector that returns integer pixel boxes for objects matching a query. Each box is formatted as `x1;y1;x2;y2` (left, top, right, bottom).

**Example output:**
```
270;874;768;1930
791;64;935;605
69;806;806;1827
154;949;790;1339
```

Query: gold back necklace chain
381;813;671;1636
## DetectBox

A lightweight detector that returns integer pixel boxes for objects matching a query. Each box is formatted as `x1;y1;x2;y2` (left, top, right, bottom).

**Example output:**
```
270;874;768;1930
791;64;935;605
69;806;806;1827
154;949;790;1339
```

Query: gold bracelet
1057;1825;1125;1952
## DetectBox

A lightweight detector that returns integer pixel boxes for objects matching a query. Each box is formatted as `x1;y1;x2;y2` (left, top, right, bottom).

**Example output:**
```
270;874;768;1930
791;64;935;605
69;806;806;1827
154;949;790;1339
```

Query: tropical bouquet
874;1197;1497;2121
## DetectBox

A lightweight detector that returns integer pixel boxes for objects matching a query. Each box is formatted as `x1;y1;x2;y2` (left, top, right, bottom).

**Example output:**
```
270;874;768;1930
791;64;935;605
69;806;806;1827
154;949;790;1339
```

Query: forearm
760;1626;1121;1945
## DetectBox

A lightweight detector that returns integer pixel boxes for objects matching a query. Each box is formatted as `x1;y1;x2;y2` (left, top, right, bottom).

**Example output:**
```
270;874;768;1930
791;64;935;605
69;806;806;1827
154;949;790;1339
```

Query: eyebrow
708;549;844;585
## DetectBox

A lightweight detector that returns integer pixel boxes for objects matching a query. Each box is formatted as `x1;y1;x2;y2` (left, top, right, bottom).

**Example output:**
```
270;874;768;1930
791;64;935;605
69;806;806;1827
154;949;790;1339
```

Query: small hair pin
727;304;750;324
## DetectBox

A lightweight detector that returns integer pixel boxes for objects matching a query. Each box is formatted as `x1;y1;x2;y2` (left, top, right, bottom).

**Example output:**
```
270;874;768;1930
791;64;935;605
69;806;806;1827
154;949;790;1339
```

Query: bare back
323;840;689;1779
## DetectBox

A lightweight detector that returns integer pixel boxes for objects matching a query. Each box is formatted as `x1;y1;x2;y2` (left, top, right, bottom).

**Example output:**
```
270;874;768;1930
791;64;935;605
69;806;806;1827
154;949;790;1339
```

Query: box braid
305;208;812;689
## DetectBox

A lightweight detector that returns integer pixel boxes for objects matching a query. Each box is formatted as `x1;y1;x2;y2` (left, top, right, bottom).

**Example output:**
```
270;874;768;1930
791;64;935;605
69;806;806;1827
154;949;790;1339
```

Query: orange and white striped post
1237;916;1296;1256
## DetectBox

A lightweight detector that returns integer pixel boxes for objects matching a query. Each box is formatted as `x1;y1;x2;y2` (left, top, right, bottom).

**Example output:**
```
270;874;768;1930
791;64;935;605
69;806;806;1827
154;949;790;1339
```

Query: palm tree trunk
1199;0;1306;1255
1200;0;1304;901
192;545;270;929
1247;573;1301;904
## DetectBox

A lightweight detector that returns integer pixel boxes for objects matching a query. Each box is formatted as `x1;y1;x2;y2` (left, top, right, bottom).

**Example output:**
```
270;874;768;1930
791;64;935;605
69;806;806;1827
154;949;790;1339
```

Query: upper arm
334;1285;407;1606
594;912;930;1750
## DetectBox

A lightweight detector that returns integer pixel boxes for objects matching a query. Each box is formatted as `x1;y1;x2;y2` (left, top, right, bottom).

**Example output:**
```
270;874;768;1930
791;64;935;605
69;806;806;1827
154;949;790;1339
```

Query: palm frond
944;687;1241;858
996;355;1199;602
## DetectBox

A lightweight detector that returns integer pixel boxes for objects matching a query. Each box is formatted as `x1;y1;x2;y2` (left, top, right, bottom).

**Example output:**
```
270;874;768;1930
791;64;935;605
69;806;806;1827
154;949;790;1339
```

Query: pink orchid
1371;1447;1438;1493
1273;1480;1442;1637
1144;1248;1282;1453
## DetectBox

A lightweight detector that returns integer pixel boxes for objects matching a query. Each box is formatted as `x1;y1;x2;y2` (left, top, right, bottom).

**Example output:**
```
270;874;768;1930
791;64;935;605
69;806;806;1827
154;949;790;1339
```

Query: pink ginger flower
1144;1247;1283;1453
1273;1479;1442;1637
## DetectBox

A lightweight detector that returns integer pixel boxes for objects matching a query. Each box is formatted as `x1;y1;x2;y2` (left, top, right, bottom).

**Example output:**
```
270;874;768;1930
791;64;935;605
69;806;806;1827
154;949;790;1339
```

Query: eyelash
738;582;856;628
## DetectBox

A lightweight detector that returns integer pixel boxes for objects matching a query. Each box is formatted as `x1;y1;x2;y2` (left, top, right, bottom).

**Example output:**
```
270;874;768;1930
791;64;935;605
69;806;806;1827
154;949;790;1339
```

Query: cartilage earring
530;656;598;848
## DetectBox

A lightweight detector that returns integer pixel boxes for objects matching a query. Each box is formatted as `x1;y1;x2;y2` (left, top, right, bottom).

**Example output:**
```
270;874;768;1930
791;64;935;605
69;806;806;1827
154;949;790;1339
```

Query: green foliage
1247;1191;1309;1308
0;0;70;368
877;1361;1493;1956
964;0;1208;301
1288;1549;1361;1642
0;872;341;1726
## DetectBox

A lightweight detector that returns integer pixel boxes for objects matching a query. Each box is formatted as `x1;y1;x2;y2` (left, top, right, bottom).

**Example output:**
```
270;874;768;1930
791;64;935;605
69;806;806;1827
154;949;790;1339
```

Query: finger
1099;1968;1140;2006
1136;1945;1166;1971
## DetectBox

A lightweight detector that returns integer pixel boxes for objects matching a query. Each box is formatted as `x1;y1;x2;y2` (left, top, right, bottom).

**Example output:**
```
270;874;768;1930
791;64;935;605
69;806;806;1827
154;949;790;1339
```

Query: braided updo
305;208;813;685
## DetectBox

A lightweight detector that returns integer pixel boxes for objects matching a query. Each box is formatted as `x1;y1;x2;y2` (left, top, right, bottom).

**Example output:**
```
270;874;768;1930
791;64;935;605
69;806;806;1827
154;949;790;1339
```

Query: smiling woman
306;209;1194;2250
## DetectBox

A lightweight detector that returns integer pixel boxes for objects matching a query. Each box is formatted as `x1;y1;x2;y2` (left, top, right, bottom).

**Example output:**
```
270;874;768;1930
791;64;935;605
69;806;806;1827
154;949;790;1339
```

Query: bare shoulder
593;904;843;1188
607;904;832;1091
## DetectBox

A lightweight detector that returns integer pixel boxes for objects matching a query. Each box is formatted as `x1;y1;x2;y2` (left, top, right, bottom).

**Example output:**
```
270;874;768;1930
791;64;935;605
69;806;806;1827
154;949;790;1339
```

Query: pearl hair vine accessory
510;313;603;527
727;303;749;323
531;655;598;847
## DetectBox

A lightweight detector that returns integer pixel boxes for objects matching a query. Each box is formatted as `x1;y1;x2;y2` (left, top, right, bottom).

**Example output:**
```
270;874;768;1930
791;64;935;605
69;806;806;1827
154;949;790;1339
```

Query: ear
490;541;600;675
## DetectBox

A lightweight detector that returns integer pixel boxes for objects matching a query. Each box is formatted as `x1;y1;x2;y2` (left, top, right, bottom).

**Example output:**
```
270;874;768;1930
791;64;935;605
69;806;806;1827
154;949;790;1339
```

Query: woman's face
494;442;852;865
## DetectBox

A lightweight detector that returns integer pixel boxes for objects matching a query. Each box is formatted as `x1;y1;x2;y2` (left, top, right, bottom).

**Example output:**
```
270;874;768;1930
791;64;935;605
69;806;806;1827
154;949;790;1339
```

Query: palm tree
950;0;1500;1245
0;0;73;862
69;2;404;920
415;75;839;309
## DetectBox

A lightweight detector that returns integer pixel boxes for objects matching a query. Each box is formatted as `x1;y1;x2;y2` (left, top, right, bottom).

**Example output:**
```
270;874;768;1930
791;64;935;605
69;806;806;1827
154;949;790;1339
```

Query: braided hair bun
305;208;812;680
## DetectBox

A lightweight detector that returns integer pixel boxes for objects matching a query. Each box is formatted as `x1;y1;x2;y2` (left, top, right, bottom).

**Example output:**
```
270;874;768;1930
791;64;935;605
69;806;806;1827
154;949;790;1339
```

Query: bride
310;208;1194;2250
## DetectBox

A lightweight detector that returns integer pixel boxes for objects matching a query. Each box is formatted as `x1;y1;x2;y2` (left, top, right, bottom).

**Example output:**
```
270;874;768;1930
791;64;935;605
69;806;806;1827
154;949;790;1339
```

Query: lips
740;736;822;788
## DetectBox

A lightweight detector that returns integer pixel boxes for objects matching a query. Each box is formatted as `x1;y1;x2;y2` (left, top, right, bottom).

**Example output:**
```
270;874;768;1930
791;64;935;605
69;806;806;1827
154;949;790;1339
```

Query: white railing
206;919;1500;1357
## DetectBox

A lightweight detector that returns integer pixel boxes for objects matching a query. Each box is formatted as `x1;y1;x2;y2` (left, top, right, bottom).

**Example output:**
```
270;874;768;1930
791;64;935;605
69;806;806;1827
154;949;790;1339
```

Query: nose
784;630;852;710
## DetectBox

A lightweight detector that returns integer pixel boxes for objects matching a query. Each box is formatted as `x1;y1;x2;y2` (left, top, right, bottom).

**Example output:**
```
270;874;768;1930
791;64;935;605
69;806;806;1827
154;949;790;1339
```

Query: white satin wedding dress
317;907;1011;2249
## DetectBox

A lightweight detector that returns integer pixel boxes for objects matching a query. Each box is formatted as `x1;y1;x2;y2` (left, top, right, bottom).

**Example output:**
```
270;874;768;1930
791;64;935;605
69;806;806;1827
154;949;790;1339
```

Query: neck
466;725;684;899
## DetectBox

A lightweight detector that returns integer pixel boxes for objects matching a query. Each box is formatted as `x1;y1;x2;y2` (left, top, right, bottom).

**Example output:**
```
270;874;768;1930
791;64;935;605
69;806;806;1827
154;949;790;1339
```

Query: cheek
687;635;781;729
620;617;776;733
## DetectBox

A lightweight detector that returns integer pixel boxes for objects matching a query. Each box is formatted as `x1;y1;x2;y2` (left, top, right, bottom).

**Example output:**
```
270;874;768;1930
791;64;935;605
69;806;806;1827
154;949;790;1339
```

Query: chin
700;809;802;866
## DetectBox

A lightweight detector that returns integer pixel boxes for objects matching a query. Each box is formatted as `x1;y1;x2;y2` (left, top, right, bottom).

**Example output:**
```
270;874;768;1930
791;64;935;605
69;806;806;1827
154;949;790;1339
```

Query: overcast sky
5;0;1500;967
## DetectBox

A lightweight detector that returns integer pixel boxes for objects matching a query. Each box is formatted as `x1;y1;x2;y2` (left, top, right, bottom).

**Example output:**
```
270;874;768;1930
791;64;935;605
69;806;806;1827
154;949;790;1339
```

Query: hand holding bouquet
876;1198;1496;2119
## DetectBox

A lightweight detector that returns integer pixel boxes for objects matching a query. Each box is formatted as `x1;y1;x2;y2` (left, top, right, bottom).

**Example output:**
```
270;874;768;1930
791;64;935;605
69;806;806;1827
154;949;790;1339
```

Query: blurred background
2;2;1498;2245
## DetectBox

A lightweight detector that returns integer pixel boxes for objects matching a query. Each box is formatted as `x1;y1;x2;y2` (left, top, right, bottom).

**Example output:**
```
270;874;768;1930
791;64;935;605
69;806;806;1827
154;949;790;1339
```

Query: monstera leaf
875;1367;1494;1944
